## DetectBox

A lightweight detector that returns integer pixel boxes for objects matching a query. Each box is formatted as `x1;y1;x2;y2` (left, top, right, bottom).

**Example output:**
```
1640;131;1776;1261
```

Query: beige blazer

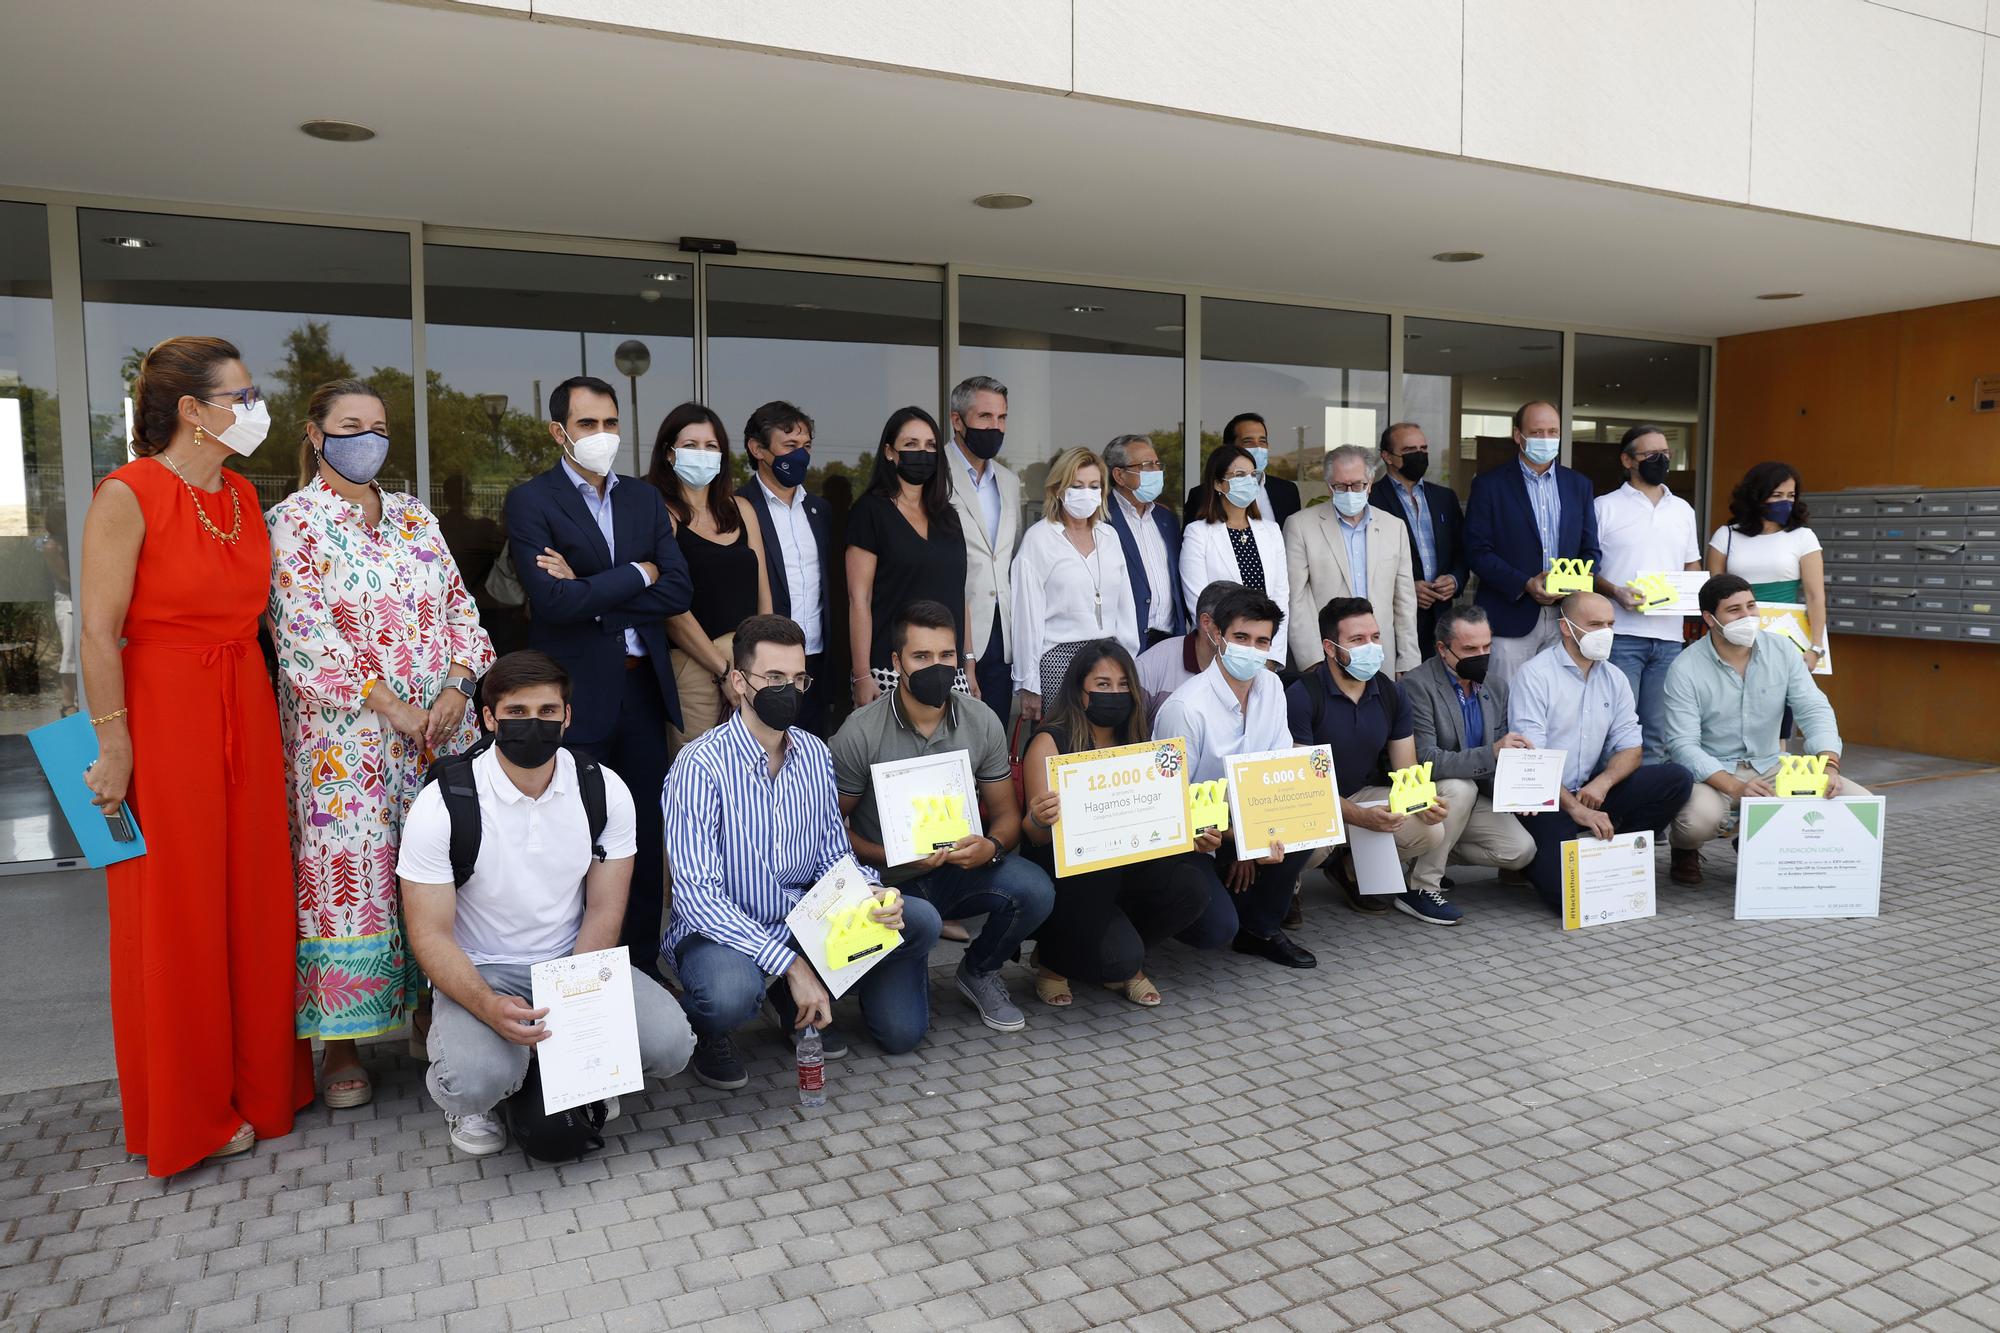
1282;502;1419;675
946;445;1024;663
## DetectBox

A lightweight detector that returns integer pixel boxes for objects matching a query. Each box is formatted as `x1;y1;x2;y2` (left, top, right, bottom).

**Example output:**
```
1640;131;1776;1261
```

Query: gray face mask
319;429;390;485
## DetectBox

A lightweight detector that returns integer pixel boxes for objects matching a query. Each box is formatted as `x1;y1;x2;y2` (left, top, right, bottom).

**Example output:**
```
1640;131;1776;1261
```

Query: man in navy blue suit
504;375;692;970
1462;400;1603;693
1181;412;1301;531
737;400;837;735
1370;422;1467;662
1103;433;1184;647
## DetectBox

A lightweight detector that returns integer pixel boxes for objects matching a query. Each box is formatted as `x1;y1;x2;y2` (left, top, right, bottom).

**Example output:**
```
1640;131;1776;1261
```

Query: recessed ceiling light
1432;251;1484;263
1756;291;1803;301
1519;343;1554;351
100;236;156;249
973;192;1034;210
648;272;682;282
1154;323;1183;333
1067;304;1104;314
300;119;375;143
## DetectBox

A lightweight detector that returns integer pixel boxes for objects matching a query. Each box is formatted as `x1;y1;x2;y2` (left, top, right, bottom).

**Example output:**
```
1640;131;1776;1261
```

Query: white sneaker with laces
446;1110;506;1156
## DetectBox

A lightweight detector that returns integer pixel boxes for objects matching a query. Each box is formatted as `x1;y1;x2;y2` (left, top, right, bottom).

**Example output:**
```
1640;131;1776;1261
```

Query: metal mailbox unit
1807;488;2000;644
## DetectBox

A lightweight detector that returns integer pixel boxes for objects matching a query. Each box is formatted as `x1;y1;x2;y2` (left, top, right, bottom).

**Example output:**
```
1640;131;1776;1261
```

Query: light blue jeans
1609;634;1685;765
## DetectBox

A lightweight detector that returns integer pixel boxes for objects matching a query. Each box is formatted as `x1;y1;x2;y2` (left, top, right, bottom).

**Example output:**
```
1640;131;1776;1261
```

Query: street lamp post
614;340;652;475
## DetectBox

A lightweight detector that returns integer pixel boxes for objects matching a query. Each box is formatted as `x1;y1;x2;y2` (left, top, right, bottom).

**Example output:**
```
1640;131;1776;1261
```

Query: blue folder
26;713;147;868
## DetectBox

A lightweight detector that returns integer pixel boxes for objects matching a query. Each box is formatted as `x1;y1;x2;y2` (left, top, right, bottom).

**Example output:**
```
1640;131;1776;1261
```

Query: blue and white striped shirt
1387;479;1437;581
662;713;877;976
1519;457;1562;570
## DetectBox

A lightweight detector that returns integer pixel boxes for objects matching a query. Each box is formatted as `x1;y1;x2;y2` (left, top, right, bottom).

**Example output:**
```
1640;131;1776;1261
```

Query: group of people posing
79;335;1857;1172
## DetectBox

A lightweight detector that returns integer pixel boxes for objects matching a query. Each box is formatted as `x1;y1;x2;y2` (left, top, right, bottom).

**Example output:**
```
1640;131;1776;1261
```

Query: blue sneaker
1395;886;1462;926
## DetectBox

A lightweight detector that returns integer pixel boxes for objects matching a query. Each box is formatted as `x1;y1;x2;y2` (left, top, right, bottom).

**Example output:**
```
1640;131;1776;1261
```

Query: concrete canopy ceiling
2;0;1996;339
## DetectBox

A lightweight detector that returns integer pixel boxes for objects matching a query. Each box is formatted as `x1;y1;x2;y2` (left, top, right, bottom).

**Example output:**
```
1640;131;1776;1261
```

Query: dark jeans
1521;762;1694;912
1608;634;1684;765
1036;857;1210;983
1178;847;1310;944
903;855;1054;975
575;663;669;969
673;899;943;1055
973;610;1012;728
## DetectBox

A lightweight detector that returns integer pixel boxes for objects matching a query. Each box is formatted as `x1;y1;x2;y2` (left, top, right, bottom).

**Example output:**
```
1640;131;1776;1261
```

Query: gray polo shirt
830;689;1012;886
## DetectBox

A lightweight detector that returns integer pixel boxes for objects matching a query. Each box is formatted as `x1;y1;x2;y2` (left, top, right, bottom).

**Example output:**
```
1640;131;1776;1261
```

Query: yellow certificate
1047;738;1194;877
1223;744;1345;861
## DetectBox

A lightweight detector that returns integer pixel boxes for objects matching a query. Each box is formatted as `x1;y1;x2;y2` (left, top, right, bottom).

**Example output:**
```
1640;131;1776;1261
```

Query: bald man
1503;592;1693;913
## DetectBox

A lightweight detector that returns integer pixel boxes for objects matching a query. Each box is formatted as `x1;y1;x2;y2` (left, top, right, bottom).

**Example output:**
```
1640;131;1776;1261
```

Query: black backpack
423;736;610;887
503;1053;607;1164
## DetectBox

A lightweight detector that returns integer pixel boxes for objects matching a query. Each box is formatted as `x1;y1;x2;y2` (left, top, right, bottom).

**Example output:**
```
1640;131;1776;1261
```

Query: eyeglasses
743;669;813;692
202;386;262;409
1329;481;1370;494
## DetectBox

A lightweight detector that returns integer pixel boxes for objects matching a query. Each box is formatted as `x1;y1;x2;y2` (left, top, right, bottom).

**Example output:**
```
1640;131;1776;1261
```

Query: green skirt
1751;578;1803;605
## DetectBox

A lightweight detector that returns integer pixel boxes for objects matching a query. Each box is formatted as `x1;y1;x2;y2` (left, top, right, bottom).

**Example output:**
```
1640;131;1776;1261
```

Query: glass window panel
958;277;1183;524
1200;299;1388;508
421;245;693;654
1401;318;1562;504
80;210;414;511
0;201;79;863
1572;334;1708;509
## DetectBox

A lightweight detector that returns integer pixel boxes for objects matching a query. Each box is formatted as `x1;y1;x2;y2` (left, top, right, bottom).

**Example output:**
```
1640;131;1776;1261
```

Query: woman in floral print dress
267;379;494;1107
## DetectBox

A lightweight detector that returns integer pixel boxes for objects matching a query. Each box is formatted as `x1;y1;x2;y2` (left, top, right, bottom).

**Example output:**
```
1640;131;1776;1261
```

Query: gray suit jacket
1404;653;1509;788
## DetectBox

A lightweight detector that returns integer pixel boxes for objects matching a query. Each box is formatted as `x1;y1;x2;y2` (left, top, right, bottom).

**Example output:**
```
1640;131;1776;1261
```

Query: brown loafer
1670;847;1704;886
1329;854;1390;914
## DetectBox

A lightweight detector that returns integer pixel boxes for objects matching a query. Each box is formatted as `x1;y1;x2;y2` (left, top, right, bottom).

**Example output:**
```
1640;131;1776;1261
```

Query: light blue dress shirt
561;458;652;657
1662;633;1843;778
1389;479;1437;581
955;442;1002;547
1519;457;1562;570
1338;510;1371;601
1508;642;1643;790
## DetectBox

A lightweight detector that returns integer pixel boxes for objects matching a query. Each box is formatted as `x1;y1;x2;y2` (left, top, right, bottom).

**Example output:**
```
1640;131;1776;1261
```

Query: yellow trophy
1387;762;1437;815
1545;557;1595;596
1189;779;1230;833
1774;754;1830;798
824;889;902;969
910;794;970;852
1626;572;1678;613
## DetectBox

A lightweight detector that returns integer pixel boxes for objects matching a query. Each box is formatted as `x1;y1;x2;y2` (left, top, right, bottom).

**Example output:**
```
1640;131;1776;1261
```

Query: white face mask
1522;436;1561;466
1565;619;1614;662
1717;614;1763;648
1061;485;1099;520
671;450;723;490
1331;490;1370;518
206;400;271;456
562;428;621;475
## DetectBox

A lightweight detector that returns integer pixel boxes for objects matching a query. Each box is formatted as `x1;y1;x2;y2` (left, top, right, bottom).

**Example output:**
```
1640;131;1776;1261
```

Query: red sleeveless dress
103;458;312;1176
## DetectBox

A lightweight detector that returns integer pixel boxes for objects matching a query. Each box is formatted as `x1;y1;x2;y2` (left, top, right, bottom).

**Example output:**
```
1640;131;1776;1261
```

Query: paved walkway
5;776;2000;1331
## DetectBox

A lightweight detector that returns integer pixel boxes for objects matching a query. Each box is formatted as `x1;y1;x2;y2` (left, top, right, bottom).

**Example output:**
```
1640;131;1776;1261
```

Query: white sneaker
602;1096;620;1123
446;1111;505;1156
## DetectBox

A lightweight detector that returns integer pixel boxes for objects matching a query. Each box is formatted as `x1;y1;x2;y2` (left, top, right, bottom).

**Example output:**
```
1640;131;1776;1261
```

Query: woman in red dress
81;336;313;1175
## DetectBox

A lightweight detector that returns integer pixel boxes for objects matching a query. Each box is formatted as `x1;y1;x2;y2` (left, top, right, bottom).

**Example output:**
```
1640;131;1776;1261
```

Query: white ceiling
2;0;1997;339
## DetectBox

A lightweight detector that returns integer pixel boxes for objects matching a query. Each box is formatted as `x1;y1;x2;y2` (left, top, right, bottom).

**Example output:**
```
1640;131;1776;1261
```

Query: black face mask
903;662;956;708
960;426;1004;460
749;682;801;731
1450;652;1491;685
769;447;811;488
1636;454;1671;486
1083;691;1135;729
494;717;563;768
895;451;937;486
1396;450;1430;481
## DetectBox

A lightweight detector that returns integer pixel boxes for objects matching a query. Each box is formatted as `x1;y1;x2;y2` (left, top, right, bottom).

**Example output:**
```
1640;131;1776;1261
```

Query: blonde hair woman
1008;447;1140;720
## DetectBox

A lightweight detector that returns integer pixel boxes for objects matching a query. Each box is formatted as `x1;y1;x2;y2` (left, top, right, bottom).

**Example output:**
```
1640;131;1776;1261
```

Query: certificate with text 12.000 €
1047;738;1194;878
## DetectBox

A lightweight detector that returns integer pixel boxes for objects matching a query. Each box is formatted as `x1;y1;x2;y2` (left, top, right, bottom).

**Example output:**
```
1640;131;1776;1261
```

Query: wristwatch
448;675;477;701
984;835;1008;866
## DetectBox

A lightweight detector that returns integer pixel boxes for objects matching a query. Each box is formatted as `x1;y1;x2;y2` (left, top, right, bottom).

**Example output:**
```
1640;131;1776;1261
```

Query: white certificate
1635;569;1706;616
785;854;897;998
1349;802;1406;895
1734;796;1884;920
529;947;644;1114
1560;831;1656;930
870;749;984;867
1492;748;1567;814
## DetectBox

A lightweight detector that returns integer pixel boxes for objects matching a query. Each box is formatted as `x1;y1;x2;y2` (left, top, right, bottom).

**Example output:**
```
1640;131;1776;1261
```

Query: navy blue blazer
1370;475;1468;592
1463;459;1603;639
736;479;831;633
1104;496;1185;635
504;465;693;740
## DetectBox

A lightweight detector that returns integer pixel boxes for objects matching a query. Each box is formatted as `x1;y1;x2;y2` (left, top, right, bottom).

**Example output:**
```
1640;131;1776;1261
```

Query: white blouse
1009;519;1141;692
1179;517;1291;667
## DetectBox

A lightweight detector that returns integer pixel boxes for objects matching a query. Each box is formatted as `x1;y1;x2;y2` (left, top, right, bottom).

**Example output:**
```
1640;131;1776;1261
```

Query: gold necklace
161;447;243;545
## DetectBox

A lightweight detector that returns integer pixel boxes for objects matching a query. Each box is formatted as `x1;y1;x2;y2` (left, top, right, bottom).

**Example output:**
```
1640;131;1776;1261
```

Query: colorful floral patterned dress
267;479;494;1040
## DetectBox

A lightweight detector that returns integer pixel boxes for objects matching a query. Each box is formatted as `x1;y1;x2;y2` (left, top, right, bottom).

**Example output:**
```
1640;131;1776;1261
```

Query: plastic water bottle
796;1026;827;1108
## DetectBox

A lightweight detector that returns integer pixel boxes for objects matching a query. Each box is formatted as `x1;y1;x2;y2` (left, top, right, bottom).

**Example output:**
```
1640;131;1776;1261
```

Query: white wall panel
1463;0;1753;202
1072;0;1463;155
1751;0;1984;237
1989;0;2000;34
528;0;1073;90
1976;36;2000;241
1867;0;1988;28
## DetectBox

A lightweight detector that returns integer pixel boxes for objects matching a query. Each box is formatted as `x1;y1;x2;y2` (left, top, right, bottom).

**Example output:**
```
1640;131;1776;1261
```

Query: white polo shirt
1594;482;1701;641
398;745;638;966
1153;659;1292;784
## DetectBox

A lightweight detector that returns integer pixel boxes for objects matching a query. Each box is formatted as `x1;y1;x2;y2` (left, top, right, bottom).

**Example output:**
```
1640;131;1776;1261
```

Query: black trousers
575;662;670;969
797;650;840;739
1415;603;1441;661
1036;857;1210;983
973;610;1012;728
1521;762;1694;913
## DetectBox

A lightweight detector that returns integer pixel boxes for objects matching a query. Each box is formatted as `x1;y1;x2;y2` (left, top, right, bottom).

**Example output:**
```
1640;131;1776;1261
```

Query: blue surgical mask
1337;642;1385;681
1218;640;1266;681
1132;469;1163;503
1332;490;1370;518
1223;476;1260;510
1246;446;1269;472
318;429;390;486
672;450;723;489
1523;437;1561;466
